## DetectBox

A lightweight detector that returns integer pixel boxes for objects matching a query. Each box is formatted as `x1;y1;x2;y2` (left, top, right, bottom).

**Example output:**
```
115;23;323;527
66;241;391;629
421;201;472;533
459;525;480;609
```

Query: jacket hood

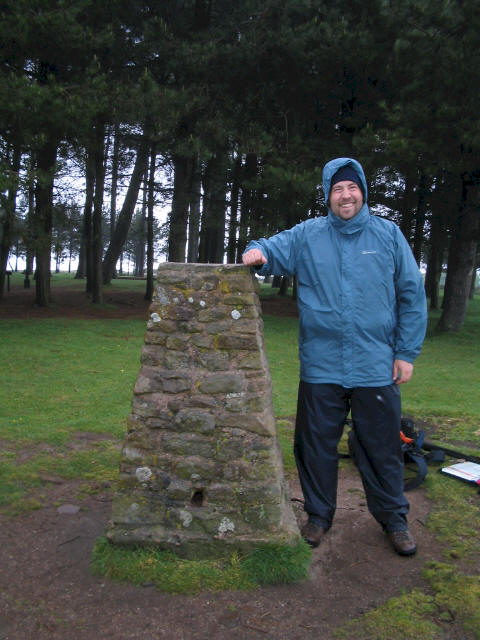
322;157;368;204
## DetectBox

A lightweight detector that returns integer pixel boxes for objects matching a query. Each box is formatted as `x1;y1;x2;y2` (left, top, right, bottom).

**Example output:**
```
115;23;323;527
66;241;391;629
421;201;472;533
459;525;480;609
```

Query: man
242;157;427;556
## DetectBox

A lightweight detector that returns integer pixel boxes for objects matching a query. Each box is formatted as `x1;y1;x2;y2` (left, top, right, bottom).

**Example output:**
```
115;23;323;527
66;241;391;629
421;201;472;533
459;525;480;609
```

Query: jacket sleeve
393;226;428;363
244;224;304;277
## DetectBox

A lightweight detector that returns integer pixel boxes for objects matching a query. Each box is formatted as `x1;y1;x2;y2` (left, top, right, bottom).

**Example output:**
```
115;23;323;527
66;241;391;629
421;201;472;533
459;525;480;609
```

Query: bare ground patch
1;467;460;640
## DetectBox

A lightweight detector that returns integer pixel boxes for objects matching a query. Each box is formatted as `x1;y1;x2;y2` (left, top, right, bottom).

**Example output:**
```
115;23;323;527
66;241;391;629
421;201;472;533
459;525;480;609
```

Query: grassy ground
1;279;479;631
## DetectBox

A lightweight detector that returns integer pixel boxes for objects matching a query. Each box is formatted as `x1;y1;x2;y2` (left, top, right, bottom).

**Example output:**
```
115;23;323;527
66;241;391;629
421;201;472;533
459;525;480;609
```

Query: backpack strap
403;445;428;491
402;429;428;491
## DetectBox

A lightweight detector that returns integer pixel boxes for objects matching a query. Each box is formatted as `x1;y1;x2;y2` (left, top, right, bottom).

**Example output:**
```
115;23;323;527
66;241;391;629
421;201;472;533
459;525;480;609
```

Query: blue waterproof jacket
246;157;427;388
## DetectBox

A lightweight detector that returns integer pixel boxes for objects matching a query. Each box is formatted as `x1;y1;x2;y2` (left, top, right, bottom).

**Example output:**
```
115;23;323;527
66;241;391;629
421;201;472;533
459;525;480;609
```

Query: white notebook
440;461;480;485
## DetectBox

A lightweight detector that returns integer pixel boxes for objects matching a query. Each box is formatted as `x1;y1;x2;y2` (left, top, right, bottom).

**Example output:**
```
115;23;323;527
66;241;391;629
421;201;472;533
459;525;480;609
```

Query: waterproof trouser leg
294;382;409;532
294;382;348;530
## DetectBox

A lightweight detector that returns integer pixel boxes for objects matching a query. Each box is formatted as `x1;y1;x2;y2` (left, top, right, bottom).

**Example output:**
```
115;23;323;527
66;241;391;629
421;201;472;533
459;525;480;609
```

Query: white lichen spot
135;466;153;483
173;297;179;303
188;297;194;303
156;286;170;305
218;517;235;535
231;309;242;320
179;509;193;528
123;446;144;461
150;312;161;323
226;392;243;399
199;300;206;307
126;503;139;517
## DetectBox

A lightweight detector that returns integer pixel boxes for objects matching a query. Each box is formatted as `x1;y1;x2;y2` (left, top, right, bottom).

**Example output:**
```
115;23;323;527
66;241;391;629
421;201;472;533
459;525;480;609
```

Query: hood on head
322;157;368;204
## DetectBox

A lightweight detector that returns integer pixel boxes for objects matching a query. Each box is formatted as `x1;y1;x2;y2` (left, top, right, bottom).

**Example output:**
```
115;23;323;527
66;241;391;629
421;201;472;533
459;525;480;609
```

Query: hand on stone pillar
242;249;267;267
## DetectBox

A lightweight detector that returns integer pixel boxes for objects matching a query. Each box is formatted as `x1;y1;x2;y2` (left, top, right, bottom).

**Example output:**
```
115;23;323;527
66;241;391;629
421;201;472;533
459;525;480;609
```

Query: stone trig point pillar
106;263;299;558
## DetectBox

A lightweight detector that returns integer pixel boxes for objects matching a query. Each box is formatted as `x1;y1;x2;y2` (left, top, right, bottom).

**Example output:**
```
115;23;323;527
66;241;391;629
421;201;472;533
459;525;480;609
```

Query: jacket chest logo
361;250;377;255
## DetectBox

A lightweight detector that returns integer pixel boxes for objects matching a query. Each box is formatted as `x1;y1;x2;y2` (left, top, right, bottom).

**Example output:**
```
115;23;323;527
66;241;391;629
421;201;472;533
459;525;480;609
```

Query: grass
1;278;480;611
0;316;145;512
0;318;144;446
7;270;148;291
334;589;440;640
91;537;312;594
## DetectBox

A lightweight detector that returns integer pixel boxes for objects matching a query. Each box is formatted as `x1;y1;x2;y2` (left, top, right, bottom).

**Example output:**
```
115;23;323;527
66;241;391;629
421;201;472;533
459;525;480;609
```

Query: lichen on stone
218;517;235;535
135;466;153;483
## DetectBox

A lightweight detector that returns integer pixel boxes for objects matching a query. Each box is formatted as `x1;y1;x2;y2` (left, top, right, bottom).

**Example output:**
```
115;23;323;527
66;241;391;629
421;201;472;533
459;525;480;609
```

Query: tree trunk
102;135;149;284
34;139;58;306
109;120;120;282
24;157;36;288
110;121;120;245
227;154;241;264
399;168;416;243
0;142;21;299
279;276;290;296
198;151;228;263
424;208;446;310
469;250;478;299
187;156;201;263
76;151;95;286
92;122;106;304
135;171;148;277
437;179;480;332
412;173;428;266
235;153;257;263
145;145;156;301
168;154;193;262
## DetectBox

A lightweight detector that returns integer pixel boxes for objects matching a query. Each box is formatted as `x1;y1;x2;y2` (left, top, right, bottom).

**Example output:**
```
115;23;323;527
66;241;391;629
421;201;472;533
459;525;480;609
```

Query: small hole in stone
191;490;205;507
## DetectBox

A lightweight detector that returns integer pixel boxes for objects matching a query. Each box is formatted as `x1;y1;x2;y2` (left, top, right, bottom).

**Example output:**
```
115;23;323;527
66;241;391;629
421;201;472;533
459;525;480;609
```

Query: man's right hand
242;249;267;266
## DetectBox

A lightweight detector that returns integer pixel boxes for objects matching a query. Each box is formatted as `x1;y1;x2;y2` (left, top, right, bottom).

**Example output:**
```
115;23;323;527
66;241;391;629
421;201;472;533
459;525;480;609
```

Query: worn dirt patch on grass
2;469;463;640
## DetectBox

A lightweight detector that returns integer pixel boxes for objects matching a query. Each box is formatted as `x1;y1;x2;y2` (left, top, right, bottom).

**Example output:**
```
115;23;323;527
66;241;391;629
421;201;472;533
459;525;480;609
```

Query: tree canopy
0;0;478;329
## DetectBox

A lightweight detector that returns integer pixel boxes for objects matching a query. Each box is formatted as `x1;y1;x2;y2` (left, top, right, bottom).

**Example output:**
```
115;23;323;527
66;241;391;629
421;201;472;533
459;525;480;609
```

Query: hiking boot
387;529;417;556
300;521;328;548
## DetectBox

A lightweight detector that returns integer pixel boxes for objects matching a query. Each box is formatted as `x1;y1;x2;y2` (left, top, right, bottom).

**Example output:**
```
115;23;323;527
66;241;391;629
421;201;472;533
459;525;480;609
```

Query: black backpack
346;417;445;491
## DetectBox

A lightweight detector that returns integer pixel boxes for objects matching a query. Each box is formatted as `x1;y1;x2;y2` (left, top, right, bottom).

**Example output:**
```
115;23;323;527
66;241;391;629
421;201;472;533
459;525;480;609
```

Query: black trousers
294;381;409;532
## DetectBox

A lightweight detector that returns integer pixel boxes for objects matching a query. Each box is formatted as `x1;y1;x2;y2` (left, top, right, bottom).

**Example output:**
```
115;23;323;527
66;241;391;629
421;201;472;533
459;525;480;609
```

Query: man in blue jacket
242;157;427;556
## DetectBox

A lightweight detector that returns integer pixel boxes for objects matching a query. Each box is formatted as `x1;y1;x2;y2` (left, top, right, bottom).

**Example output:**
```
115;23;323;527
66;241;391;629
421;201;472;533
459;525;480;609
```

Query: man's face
329;180;364;220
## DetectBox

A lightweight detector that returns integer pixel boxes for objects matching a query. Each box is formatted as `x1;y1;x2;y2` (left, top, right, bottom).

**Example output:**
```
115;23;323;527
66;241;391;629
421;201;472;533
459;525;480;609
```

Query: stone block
162;433;215;459
190;334;214;349
175;456;217;481
236;352;263;369
175;408;215;434
194;349;230;371
216;334;259;351
197;307;230;322
164;350;191;369
143;332;167;346
198;372;244;395
166;335;189;351
140;344;166;367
